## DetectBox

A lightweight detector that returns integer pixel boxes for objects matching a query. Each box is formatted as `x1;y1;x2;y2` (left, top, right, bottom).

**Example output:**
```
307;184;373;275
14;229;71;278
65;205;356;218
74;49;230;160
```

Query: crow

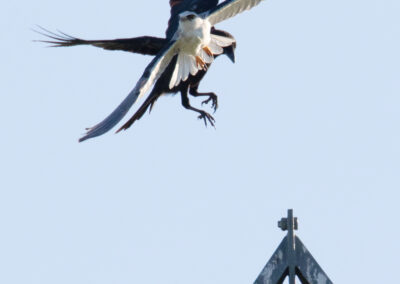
38;0;263;141
37;0;236;141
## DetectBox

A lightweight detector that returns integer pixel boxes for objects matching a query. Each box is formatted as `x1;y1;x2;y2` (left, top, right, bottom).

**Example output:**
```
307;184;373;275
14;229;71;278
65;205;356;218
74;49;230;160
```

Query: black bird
37;0;264;142
38;0;235;140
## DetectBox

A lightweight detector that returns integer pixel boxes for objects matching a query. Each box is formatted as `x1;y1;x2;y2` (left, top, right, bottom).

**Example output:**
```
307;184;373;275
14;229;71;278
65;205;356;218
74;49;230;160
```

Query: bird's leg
195;56;207;70
189;86;218;112
202;46;213;57
181;89;215;127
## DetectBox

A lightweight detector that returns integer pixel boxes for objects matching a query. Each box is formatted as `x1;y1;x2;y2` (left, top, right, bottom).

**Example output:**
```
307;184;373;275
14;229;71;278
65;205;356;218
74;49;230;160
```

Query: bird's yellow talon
202;46;213;57
196;55;206;69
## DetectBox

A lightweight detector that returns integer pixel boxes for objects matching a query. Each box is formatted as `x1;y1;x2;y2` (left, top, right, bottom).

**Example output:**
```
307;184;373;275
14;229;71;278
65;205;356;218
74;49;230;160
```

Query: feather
208;41;224;55
189;55;198;75
177;54;184;85
169;55;180;89
204;0;264;26
79;40;178;142
210;34;236;48
200;49;213;64
34;26;166;55
170;52;203;88
181;54;190;82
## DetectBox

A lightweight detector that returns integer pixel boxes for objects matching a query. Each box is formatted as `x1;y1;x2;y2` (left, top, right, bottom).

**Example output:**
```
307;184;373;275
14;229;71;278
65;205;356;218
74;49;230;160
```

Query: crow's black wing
165;0;219;39
35;27;166;55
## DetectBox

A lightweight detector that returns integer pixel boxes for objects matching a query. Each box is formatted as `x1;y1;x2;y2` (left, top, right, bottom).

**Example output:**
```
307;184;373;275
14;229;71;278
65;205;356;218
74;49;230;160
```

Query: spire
254;209;333;284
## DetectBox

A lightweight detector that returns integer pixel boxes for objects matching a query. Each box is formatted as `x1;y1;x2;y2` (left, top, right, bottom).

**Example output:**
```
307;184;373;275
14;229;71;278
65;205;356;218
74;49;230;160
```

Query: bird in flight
38;0;264;142
38;0;236;138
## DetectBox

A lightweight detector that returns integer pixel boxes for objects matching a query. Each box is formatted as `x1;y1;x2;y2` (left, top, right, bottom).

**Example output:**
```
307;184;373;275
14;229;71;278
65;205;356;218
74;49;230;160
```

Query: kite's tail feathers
169;53;198;89
210;28;236;63
208;33;236;56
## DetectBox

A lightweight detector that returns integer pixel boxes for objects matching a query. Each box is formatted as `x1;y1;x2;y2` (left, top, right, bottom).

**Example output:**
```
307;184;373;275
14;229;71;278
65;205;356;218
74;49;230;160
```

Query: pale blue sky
1;0;399;283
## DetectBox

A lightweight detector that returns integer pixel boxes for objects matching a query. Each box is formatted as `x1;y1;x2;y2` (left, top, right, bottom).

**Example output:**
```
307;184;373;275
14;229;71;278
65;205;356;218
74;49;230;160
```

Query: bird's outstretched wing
79;40;178;142
166;0;219;39
114;58;176;133
35;26;166;56
203;0;264;26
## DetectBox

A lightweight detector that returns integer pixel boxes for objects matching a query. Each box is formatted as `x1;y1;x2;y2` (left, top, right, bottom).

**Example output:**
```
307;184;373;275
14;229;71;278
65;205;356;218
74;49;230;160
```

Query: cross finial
277;209;298;231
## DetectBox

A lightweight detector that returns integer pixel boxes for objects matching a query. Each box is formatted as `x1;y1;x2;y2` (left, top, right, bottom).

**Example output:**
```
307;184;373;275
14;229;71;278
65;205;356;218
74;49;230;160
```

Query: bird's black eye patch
186;14;196;20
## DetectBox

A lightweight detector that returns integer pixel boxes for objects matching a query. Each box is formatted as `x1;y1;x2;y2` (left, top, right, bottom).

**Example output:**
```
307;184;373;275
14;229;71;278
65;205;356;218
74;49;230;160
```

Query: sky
1;0;399;283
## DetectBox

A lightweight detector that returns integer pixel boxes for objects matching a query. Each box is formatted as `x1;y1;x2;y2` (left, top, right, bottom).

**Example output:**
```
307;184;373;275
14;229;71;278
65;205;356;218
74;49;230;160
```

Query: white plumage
205;0;264;26
79;0;265;141
169;33;236;89
168;0;264;89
